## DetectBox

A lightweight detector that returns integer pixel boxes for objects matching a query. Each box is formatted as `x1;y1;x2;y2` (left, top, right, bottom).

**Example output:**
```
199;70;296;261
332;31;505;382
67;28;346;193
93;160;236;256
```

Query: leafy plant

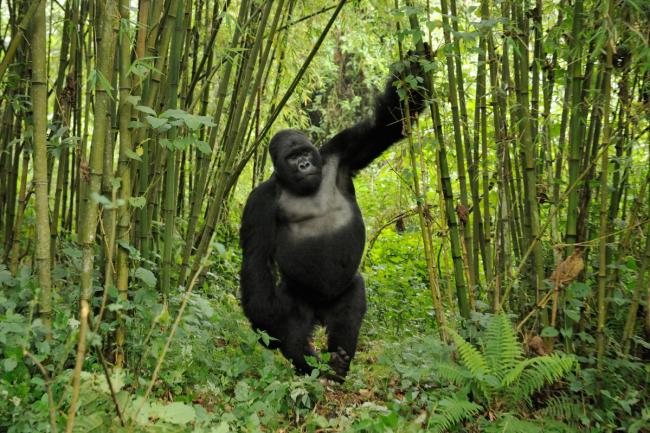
431;314;576;429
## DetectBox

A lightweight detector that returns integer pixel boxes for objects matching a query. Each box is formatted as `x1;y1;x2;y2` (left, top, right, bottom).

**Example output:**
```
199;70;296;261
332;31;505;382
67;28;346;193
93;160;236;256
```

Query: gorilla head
269;129;323;195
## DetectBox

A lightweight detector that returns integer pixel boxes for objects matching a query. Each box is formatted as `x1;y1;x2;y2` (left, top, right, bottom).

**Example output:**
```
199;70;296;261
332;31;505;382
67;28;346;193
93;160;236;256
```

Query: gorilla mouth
300;172;320;180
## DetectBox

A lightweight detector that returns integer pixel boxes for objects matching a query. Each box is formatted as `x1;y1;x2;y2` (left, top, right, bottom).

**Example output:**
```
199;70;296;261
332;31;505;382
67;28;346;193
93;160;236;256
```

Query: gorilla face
270;130;323;195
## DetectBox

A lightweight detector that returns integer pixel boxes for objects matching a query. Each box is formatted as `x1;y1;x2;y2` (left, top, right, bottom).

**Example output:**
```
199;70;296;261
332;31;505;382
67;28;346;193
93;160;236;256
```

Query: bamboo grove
0;0;649;430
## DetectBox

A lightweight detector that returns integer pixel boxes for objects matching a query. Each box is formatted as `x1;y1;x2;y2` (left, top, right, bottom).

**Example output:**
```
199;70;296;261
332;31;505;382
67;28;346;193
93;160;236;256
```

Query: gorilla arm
320;64;427;172
239;180;288;326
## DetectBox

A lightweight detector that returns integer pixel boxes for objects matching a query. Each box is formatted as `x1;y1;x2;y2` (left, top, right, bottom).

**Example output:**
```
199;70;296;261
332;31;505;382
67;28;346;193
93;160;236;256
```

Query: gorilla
240;58;426;380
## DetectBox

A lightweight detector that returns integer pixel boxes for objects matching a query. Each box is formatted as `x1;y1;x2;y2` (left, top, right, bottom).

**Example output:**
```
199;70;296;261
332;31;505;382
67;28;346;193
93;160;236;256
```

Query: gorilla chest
276;158;360;240
274;159;365;289
277;188;356;240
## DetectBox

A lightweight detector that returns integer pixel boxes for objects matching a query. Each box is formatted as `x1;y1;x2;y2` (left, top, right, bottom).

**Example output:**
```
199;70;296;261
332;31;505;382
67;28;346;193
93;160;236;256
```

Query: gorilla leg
321;275;367;379
278;309;317;374
268;280;318;374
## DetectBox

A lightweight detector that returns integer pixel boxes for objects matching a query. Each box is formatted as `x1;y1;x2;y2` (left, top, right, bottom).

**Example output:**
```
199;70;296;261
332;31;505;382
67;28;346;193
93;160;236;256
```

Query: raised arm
320;58;427;172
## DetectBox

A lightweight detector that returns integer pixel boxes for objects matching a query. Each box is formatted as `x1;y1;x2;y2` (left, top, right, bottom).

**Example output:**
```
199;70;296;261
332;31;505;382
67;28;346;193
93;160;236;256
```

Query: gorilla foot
327;347;351;382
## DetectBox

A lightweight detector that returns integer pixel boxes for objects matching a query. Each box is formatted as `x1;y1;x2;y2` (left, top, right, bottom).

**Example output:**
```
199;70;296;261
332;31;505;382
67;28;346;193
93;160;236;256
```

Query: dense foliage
0;0;649;431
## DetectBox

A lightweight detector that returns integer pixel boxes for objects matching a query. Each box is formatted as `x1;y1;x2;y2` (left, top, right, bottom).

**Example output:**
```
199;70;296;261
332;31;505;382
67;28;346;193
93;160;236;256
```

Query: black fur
240;64;426;379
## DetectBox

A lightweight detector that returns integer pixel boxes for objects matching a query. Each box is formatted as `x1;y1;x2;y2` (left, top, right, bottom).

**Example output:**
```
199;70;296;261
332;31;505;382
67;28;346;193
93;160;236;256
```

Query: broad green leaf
541;326;559;338
195;140;212;155
135;105;156;115
157;402;196;425
125;148;142;161
160;108;186;119
91;192;112;207
183;115;200;130
134;267;156;288
0;267;14;287
145;115;167;130
3;358;17;372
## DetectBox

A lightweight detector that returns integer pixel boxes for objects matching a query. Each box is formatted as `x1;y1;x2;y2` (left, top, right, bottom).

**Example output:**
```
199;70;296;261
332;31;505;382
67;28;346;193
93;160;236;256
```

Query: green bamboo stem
190;0;276;278
115;0;134;368
595;1;614;365
30;0;52;336
0;0;44;81
565;0;585;248
511;0;546;325
161;0;187;295
66;2;118;430
405;2;470;318
621;167;650;354
178;0;250;286
395;9;448;339
439;0;474;289
621;211;650;355
9;150;29;275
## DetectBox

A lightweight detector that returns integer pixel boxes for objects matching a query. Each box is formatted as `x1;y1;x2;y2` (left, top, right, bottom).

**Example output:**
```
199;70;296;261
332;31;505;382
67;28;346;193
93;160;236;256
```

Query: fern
432;314;575;415
483;313;522;378
540;395;586;426
434;362;473;387
448;328;489;377
505;355;575;402
428;398;482;433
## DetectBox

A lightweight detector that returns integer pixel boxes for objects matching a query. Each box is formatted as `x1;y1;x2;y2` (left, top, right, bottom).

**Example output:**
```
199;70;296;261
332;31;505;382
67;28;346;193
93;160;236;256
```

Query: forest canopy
0;0;649;431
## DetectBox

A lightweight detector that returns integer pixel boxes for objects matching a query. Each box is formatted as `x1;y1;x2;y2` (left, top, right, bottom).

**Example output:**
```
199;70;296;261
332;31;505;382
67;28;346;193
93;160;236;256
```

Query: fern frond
539;419;582;432
540;395;585;426
428;398;482;433
433;362;473;387
504;354;575;402
484;314;523;377
448;328;489;377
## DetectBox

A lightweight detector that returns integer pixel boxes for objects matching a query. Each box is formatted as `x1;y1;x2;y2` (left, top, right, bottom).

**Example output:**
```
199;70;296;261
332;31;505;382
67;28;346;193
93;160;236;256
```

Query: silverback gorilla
240;57;426;380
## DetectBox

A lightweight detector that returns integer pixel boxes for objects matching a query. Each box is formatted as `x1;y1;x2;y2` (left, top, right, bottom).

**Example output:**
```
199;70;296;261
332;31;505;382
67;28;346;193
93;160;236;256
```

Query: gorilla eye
288;151;308;160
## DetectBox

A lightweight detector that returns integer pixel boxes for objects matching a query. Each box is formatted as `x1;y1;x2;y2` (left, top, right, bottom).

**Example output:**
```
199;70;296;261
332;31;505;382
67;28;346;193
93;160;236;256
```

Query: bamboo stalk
161;0;187;295
115;0;134;368
511;0;546;326
0;0;44;81
66;2;118;430
395;8;448;339
595;20;614;363
30;0;52;336
439;0;474;290
405;1;470;318
565;0;585;248
9;151;29;275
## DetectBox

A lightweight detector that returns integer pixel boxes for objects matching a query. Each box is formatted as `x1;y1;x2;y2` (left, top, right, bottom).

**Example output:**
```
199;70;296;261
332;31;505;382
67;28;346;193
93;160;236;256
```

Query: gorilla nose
299;161;311;171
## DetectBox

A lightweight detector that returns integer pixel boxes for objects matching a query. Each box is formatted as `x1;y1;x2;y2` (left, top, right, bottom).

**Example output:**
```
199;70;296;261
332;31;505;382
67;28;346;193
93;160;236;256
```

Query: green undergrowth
1;265;649;432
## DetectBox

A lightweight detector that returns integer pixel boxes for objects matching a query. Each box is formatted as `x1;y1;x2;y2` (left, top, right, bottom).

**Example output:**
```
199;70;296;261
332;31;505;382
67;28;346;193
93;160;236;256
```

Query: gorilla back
239;57;426;379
